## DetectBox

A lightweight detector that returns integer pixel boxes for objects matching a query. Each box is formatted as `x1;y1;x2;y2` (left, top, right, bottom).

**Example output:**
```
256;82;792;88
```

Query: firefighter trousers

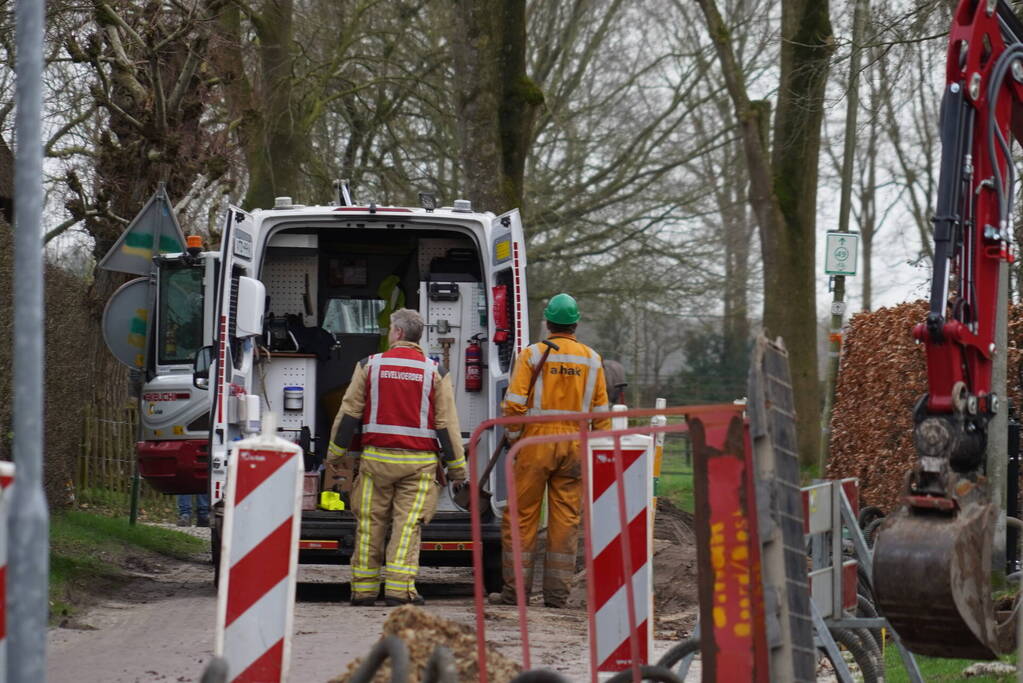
350;455;439;600
500;437;581;607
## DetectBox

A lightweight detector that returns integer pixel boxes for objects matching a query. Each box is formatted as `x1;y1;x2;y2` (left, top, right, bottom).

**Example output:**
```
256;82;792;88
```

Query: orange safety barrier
465;403;746;683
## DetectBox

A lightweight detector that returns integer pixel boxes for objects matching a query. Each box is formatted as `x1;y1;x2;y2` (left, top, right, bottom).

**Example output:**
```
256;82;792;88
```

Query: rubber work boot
350;596;377;607
488;592;515;605
176;514;190;527
384;595;425;607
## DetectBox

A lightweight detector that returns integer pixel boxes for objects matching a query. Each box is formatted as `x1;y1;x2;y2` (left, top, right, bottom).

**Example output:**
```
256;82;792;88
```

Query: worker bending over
329;308;466;606
492;293;611;608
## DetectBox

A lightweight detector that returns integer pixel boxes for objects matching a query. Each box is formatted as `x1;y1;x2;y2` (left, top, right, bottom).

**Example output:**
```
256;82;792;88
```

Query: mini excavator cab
872;0;1023;659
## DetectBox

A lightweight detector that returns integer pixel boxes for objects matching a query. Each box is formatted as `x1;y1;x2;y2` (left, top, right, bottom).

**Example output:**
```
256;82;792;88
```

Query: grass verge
658;467;694;513
882;643;1016;682
49;509;206;622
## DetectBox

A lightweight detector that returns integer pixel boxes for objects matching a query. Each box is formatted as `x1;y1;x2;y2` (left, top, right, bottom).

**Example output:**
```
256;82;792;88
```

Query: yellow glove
446;465;467;483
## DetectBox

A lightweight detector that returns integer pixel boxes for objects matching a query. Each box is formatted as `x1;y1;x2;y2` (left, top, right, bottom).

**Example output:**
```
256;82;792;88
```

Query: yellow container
319;490;346;511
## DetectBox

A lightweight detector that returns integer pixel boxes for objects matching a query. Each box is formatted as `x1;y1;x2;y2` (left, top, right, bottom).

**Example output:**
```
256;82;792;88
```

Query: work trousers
350;456;439;600
500;437;581;607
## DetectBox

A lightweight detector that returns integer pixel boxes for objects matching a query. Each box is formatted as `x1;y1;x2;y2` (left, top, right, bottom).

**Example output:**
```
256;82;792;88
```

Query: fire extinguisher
465;334;484;392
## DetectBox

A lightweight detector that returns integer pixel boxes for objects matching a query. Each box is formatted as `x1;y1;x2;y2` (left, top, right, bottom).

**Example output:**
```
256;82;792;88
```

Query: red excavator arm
873;0;1023;659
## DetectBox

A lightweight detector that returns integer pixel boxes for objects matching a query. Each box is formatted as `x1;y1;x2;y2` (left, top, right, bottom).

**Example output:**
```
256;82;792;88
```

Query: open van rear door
486;209;529;512
209;206;265;503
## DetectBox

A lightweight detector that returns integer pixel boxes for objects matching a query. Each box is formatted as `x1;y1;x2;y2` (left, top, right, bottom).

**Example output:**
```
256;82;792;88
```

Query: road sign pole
819;275;845;475
9;0;50;680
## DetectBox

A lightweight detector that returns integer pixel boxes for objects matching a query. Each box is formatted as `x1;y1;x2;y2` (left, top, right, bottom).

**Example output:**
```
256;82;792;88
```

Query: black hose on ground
655;636;700;671
858;506;884;529
830;627;881;683
853;625;883;679
863;518;885;548
509;670;572;683
349;635;410;683
603;665;683;683
421;646;457;683
856;594;883;651
856;563;874;602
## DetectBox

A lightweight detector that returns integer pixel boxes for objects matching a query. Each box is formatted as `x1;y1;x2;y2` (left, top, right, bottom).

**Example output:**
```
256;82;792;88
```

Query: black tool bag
428;247;481;281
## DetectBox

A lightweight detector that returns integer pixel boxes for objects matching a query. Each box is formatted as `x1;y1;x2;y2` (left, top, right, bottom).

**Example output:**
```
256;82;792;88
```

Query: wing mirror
193;345;214;390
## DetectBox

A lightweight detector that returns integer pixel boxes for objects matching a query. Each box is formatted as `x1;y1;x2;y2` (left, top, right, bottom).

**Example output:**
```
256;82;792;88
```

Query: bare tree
697;0;835;466
59;1;232;403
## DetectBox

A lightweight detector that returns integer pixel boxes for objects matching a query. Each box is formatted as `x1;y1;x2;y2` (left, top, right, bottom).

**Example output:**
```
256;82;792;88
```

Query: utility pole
820;0;869;475
9;0;49;680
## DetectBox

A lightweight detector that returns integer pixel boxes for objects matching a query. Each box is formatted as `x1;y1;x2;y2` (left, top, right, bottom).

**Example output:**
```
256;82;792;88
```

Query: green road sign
824;232;859;276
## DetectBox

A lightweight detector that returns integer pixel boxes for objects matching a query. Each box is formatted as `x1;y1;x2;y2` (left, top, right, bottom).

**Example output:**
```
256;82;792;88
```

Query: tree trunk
72;1;228;406
450;0;541;213
697;0;834;466
860;126;878;311
210;0;310;211
244;0;307;209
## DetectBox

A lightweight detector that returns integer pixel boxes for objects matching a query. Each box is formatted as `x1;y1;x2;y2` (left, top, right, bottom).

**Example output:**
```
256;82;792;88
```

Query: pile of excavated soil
651;499;697;614
651;498;699;638
329;605;522;683
826;300;1023;512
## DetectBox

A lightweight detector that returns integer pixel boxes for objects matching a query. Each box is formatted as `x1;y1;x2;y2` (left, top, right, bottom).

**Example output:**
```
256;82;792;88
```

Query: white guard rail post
215;414;303;683
586;405;654;674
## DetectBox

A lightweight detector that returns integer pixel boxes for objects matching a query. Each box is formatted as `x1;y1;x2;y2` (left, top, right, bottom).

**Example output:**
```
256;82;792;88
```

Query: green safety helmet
544;293;580;325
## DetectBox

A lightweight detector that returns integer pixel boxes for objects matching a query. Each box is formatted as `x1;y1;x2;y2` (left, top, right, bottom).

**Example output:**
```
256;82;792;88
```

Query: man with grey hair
328;308;466;606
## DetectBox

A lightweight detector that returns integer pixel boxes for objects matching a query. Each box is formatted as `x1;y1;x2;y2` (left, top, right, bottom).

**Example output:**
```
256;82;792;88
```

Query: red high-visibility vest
361;347;439;452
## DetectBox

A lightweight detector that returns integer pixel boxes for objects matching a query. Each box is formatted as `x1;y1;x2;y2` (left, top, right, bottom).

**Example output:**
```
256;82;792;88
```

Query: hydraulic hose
604;665;683;683
853;624;883;678
830;627;881;683
856;594;883;651
857;506;884;529
421;646;457;683
655;636;700;671
863;518;885;548
349;635;410;683
856;563;874;602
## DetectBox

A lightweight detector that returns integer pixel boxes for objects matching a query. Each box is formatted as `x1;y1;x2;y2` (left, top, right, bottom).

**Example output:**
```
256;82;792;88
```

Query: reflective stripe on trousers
349;458;439;599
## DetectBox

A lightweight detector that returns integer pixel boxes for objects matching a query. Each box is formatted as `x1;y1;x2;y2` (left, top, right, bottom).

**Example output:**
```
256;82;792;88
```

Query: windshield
158;264;204;365
322;298;385;335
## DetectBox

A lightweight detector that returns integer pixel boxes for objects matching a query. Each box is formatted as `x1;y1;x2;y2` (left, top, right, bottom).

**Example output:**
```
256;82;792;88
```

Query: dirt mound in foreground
329;605;522;683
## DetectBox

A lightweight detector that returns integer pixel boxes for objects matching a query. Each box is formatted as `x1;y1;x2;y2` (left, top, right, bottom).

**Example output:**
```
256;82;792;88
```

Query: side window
158;264;204;365
322;298;386;335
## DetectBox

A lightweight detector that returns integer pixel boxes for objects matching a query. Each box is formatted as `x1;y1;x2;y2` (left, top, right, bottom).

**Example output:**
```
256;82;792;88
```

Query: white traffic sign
825;232;858;276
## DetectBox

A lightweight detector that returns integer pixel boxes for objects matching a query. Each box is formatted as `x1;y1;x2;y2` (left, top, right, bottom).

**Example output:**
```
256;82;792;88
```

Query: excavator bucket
873;495;1004;659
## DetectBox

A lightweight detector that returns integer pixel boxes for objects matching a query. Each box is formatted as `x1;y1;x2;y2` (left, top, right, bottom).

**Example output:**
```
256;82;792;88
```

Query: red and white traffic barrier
0;461;14;681
586;408;654;674
215;417;303;683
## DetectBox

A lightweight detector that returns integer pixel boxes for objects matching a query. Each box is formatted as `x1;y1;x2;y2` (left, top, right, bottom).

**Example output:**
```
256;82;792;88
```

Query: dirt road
47;552;698;682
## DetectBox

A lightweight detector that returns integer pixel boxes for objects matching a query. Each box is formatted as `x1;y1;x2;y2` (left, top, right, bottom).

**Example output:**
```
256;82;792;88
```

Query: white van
148;195;527;591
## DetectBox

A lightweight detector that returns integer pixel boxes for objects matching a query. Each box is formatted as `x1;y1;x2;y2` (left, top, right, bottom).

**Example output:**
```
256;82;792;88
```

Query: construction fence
78;402;176;519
